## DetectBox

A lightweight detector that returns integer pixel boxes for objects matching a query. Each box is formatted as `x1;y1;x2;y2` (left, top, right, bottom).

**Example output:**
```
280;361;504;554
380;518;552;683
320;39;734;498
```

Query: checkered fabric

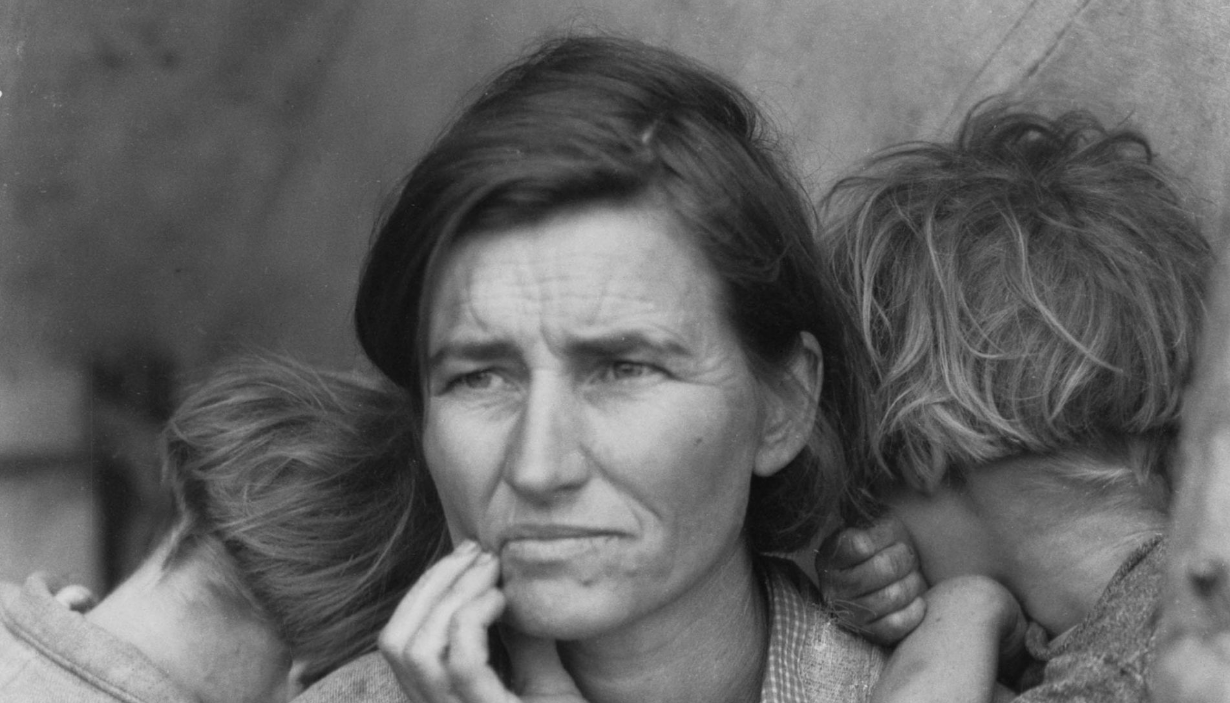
757;558;887;703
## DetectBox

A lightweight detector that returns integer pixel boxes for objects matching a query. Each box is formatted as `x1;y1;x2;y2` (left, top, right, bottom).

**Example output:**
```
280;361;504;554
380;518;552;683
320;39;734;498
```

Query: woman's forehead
426;204;729;350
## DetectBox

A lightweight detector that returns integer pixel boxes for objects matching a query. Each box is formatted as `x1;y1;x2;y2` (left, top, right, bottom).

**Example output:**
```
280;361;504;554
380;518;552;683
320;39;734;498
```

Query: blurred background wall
1;0;1228;594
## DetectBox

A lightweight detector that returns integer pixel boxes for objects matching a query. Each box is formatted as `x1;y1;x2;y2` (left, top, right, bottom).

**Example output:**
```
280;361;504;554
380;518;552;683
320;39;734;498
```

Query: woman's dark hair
355;35;866;550
821;104;1211;497
161;357;448;685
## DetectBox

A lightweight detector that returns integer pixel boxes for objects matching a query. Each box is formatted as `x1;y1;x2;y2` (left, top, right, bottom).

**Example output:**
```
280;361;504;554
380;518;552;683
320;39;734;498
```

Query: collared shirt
759;557;887;703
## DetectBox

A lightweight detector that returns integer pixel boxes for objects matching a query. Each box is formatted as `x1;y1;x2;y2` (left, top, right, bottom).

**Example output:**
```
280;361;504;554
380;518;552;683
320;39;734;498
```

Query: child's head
158;357;447;685
821;105;1211;498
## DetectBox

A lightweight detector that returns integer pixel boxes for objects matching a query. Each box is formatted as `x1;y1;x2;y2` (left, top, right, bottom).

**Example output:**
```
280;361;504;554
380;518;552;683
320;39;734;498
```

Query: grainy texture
4;0;1228;371
3;2;1230;688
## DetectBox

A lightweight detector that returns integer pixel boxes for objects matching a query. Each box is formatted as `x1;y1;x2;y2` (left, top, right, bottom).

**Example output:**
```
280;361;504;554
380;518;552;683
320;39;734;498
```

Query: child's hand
379;540;588;703
815;516;927;645
871;575;1025;703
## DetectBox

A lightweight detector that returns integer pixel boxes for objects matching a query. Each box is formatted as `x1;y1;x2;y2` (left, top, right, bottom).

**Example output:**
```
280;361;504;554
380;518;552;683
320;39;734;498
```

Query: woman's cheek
425;418;493;543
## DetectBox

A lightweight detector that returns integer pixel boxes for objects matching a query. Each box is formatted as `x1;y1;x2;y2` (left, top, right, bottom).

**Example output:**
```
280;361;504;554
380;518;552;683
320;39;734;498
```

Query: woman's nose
502;375;589;498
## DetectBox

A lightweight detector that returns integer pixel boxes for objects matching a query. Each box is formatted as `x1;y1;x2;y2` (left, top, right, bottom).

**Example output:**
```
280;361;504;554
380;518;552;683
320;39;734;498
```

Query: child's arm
871;575;1026;703
816;516;928;645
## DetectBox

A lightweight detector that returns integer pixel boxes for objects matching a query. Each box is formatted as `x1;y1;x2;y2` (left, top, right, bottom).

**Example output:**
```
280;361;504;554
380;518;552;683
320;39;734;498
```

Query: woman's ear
754;332;822;477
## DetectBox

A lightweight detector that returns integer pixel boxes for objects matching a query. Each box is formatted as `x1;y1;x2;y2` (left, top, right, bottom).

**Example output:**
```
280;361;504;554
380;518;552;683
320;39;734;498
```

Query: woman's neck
554;546;769;703
86;551;296;703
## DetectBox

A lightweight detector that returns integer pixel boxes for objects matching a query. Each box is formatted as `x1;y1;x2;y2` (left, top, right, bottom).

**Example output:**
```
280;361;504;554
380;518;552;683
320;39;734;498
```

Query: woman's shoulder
303;560;890;703
297;652;409;703
759;556;887;703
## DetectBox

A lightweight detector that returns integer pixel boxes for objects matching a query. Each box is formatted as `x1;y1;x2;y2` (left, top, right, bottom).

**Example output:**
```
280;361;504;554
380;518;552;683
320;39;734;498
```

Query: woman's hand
379;541;588;703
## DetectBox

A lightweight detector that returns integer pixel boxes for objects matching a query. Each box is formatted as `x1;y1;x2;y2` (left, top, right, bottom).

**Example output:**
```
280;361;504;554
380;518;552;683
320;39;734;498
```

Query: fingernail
457;540;479;554
476;551;497;565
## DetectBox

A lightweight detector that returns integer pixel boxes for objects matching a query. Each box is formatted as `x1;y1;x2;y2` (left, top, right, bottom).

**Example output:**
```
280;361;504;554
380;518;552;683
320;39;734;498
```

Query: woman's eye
603;360;656;381
448;370;500;391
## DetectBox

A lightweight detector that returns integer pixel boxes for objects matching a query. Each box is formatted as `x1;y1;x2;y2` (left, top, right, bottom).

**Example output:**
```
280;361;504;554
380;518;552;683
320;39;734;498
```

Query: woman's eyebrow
567;332;689;360
427;340;519;368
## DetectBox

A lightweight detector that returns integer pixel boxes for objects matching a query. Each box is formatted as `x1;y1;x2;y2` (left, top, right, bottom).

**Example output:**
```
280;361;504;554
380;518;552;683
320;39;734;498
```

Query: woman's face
422;203;790;641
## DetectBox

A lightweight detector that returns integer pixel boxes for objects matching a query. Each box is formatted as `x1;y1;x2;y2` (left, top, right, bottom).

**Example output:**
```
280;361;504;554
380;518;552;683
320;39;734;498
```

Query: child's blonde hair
822;105;1211;499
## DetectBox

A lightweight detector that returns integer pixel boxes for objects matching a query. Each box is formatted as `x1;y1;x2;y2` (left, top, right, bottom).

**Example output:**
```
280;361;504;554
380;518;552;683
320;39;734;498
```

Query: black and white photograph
2;2;1229;701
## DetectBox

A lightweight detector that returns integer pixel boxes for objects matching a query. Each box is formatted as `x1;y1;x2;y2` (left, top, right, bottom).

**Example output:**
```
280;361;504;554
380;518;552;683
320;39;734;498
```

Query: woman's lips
497;526;623;562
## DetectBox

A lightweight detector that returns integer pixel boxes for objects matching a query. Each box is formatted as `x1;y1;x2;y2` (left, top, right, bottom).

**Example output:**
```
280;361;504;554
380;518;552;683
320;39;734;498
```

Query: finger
824;541;921;601
816;526;877;572
848;570;927;623
447;589;516;703
380;542;485;703
862;595;926;646
398;553;503;695
382;541;484;646
817;516;912;571
418;551;502;646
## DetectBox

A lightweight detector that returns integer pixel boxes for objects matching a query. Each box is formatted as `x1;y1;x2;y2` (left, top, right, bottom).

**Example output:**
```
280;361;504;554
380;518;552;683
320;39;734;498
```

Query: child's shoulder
759;556;888;702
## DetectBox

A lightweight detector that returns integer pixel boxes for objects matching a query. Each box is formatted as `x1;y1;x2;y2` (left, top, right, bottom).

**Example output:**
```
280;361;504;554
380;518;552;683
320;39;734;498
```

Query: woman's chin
501;581;624;641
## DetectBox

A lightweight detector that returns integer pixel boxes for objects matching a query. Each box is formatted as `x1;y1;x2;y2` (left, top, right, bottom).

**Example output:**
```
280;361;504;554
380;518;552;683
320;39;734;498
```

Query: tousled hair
821;105;1211;498
160;357;447;684
355;35;865;550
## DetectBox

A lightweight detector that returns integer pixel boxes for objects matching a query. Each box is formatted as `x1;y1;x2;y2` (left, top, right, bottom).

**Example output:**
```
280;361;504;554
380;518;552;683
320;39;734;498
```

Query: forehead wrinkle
479;248;697;348
431;205;731;362
429;257;519;348
550;267;730;363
